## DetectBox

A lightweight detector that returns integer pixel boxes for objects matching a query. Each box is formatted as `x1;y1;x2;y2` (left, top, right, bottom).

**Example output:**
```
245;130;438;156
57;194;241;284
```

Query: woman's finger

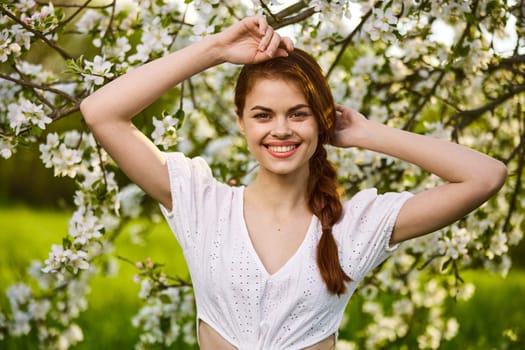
281;36;295;53
265;31;283;57
335;105;348;118
255;15;268;35
258;25;274;52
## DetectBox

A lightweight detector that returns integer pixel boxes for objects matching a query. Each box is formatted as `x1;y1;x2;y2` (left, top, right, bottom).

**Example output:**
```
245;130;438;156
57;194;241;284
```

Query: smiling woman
237;78;319;175
79;15;506;350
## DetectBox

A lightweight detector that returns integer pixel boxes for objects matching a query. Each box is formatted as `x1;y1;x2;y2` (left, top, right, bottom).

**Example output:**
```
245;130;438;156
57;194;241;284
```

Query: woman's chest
194;215;326;308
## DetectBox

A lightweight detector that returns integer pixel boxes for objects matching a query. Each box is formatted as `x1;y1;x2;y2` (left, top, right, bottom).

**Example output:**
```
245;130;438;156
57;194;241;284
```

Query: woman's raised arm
80;16;293;210
332;105;507;244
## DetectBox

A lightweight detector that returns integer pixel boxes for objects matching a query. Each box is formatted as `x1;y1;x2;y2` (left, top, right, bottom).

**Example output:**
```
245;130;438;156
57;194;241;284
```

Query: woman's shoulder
163;151;215;182
344;188;412;208
163;151;242;192
339;188;413;225
343;188;378;208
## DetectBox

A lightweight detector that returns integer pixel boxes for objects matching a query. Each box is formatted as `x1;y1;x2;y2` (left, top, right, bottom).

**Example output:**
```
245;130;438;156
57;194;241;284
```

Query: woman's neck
245;171;310;215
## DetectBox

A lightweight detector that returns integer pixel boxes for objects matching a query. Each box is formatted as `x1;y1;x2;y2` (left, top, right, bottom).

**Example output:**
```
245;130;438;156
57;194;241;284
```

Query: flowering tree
1;0;524;349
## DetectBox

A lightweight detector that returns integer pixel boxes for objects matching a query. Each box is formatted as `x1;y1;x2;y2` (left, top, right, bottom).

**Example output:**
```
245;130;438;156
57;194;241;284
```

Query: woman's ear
236;110;245;135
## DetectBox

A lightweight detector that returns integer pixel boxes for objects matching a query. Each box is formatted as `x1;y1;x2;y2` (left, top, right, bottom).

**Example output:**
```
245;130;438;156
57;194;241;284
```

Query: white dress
159;152;413;350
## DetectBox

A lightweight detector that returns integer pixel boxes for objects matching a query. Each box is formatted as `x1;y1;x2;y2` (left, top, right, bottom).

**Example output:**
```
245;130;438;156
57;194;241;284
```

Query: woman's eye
289;111;310;118
254;113;271;120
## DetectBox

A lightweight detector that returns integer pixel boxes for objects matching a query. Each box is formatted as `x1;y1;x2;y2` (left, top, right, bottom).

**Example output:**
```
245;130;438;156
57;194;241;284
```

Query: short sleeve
336;188;413;282
158;152;216;250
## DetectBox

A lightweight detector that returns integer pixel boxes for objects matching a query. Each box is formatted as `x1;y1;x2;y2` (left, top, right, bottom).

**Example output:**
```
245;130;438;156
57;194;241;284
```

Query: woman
80;16;507;350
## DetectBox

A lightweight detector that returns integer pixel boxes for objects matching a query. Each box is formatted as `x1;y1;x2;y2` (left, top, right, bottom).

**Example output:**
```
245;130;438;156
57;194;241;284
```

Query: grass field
0;206;524;349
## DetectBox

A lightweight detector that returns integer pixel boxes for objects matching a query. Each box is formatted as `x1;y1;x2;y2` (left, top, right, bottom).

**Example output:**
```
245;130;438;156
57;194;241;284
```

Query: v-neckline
238;187;315;279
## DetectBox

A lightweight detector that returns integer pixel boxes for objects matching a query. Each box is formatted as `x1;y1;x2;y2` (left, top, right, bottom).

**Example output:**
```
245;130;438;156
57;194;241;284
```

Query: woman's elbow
483;159;508;196
80;97;97;127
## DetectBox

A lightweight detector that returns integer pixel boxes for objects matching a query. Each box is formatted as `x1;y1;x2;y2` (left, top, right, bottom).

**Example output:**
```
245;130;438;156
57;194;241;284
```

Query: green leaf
175;108;186;129
441;258;452;272
65;55;84;75
63;237;72;250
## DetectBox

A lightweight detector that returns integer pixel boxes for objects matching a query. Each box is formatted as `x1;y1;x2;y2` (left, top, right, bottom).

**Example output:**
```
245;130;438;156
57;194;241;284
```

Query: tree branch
35;0;113;9
268;8;316;29
400;0;482;131
97;0;117;56
0;5;75;60
0;73;79;104
485;54;525;74
503;127;524;233
504;110;525;164
274;1;309;19
260;1;314;29
51;0;95;34
403;69;448;131
49;104;81;122
327;8;374;78
10;64;56;109
452;84;525;132
260;0;280;24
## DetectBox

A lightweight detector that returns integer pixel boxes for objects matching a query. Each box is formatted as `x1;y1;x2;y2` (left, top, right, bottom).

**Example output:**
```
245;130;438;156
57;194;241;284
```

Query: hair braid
308;146;351;295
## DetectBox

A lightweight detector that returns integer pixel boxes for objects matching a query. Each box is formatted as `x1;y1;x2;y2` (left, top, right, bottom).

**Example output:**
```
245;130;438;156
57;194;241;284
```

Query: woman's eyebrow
249;104;310;112
288;104;310;112
250;105;272;112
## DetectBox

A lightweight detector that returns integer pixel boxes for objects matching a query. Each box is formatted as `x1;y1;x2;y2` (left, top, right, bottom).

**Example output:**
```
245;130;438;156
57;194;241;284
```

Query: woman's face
237;78;319;178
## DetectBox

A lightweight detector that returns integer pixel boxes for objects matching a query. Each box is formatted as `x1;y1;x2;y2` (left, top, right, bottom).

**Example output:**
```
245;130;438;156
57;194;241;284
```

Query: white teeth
268;145;297;153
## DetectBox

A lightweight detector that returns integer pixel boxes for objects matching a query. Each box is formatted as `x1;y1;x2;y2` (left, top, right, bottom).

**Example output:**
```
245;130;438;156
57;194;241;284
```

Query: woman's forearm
80;35;223;125
356;120;507;190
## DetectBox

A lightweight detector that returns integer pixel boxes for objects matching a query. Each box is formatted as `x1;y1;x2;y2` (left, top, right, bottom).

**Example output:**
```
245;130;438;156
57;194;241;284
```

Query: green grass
1;206;524;349
442;269;525;350
0;205;189;349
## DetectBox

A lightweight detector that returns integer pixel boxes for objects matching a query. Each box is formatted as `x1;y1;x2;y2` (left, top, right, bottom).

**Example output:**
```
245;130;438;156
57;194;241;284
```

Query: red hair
234;48;351;295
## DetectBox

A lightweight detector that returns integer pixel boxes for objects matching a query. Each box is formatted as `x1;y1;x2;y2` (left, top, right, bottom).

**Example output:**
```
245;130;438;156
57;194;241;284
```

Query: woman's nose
270;117;292;138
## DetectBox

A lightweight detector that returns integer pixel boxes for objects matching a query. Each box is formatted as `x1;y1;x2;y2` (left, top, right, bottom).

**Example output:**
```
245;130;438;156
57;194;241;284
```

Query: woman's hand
214;15;294;65
331;105;369;148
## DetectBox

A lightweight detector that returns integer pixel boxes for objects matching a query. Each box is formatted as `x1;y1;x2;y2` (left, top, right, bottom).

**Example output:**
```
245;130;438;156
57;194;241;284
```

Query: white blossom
103;37;132;61
335;340;358;350
138;279;153;300
42;245;90;276
28;299;51;320
9;310;31;336
9;24;33;50
362;6;399;42
0;312;5;340
129;17;172;62
486;232;508;259
75;10;107;34
151;114;179;149
82;55;114;86
7;98;51;135
39;132;89;178
444;318;459;340
417;324;442;349
118;184;145;218
436;228;470;260
7;283;32;310
69;210;104;245
63;324;84;345
0;138;15;159
15;0;36;11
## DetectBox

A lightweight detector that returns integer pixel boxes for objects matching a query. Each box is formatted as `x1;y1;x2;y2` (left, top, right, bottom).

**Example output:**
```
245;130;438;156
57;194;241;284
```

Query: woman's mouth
264;143;300;158
267;144;298;153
